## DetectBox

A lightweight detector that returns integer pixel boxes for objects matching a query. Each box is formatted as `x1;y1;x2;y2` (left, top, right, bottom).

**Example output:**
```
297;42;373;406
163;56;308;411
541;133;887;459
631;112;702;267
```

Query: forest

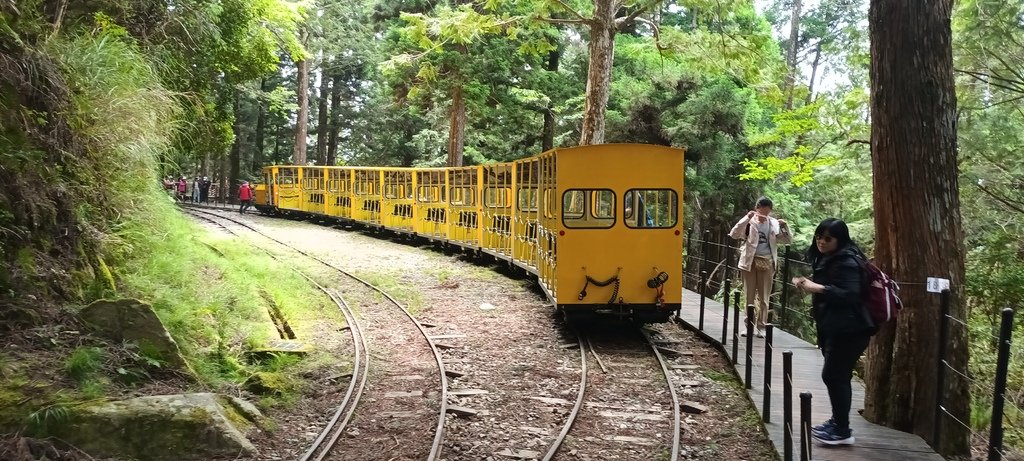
0;0;1021;459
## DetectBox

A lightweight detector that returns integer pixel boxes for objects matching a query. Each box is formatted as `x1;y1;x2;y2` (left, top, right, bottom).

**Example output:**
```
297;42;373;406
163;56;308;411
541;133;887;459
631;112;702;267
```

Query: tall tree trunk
293;49;310;165
273;130;282;165
542;47;560;152
579;1;618;146
863;0;969;456
805;43;821;106
315;60;330;166
229;94;242;196
447;84;466;167
254;78;267;170
784;0;802;110
219;151;229;204
327;71;343;166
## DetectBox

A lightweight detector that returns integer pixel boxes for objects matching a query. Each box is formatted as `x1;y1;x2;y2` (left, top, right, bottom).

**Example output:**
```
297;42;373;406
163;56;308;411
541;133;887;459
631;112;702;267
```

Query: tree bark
447;84;466;167
542;47;560;152
327;71;343;166
229;93;242;196
315;60;330;166
863;0;969;456
805;44;821;106
293;51;310;165
784;0;802;110
579;0;618;146
254;78;267;170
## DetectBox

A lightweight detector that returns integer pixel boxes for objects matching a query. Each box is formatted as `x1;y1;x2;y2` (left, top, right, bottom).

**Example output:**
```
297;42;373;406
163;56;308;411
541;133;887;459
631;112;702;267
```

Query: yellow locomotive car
254;144;684;322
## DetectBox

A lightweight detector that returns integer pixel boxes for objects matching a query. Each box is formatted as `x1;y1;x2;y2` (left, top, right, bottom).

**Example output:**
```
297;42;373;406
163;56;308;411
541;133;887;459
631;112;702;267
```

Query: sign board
927;277;950;293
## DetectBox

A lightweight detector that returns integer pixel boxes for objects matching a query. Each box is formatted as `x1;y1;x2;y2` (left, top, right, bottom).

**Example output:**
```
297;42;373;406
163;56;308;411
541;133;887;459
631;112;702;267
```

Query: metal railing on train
683;230;1021;460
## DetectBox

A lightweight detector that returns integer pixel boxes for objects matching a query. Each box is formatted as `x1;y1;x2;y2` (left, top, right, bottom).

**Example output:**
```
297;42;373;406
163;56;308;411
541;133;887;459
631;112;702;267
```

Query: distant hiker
200;176;211;204
238;181;253;214
177;177;187;201
191;177;201;203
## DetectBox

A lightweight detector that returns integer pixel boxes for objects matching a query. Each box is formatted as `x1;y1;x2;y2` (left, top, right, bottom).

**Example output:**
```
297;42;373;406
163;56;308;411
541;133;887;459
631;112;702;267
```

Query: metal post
933;289;951;446
988;308;1015;461
745;303;755;389
732;293;741;363
780;246;791;328
763;324;774;422
783;350;793;461
701;230;711;292
722;279;731;345
800;392;812;461
724;239;734;291
698;270;707;330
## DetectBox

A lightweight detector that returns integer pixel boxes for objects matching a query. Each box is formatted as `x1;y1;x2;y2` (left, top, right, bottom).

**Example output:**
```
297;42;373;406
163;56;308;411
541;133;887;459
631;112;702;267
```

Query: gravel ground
190;208;778;461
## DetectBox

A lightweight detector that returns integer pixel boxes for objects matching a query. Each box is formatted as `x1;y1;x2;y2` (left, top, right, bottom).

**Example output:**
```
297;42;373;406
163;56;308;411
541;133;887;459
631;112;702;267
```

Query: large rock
44;393;261;460
79;298;189;371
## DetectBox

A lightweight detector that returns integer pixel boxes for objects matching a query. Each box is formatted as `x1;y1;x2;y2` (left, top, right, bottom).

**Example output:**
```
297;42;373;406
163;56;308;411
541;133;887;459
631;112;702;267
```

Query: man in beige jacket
729;197;792;337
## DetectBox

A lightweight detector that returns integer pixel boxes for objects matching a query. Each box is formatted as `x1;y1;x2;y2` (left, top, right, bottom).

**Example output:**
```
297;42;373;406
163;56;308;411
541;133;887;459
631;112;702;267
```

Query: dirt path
197;210;777;461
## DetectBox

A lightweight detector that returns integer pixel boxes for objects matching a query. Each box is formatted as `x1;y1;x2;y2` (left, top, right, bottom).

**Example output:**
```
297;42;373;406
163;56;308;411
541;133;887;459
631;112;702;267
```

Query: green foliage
64;347;106;382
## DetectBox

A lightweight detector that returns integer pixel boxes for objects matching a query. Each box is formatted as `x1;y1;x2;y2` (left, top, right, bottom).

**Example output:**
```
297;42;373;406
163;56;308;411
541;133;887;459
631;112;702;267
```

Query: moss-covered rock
243;371;296;396
37;393;259;460
78;298;190;373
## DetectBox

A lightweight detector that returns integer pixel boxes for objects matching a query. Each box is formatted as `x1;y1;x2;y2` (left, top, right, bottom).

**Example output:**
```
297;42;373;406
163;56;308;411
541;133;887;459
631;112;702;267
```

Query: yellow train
253;143;684;322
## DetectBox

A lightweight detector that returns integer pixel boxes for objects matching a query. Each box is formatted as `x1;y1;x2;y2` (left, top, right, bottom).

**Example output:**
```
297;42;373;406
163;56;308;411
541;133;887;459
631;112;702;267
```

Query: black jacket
810;246;875;344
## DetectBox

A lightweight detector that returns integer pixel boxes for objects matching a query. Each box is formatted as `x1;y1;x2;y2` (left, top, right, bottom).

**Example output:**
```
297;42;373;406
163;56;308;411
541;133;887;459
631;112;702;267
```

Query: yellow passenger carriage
254;143;684;322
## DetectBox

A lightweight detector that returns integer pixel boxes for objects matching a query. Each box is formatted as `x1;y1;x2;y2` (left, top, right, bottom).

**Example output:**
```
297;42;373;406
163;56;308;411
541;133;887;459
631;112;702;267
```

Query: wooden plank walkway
677;288;945;461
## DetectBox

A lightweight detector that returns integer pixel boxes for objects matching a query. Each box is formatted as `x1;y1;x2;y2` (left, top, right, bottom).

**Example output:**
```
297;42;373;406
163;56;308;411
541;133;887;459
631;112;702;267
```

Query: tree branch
616;0;663;29
976;182;1024;214
538;17;588;25
955;68;1024;94
547;0;591;23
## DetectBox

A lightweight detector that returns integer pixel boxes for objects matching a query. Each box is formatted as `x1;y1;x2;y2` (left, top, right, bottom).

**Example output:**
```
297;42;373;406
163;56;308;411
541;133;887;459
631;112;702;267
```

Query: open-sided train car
253;143;684;322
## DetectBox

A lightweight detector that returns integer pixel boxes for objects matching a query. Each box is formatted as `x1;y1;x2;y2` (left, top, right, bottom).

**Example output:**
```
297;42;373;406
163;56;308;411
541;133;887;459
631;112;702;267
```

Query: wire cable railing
683;231;1021;460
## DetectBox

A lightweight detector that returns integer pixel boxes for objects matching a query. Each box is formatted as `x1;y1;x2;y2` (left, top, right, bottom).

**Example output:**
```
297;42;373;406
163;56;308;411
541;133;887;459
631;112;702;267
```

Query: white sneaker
756;329;765;338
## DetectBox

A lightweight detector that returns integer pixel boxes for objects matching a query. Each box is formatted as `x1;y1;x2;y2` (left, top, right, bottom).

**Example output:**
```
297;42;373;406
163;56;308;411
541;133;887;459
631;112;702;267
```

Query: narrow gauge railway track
182;206;449;461
548;326;681;461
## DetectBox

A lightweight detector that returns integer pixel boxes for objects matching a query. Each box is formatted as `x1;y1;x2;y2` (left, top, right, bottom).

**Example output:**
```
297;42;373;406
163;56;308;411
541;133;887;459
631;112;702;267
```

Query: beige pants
741;257;774;329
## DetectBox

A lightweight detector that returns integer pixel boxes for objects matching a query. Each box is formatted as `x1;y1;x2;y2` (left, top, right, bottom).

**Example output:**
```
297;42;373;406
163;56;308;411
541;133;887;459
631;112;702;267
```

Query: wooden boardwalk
677;288;945;461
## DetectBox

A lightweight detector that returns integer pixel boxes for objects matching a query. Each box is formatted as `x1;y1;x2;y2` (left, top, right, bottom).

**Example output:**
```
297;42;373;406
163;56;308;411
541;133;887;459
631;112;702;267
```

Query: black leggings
821;335;871;429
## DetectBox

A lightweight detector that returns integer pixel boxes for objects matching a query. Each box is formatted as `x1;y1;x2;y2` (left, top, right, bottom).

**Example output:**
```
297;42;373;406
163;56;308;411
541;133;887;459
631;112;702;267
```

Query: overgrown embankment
0;17;331;456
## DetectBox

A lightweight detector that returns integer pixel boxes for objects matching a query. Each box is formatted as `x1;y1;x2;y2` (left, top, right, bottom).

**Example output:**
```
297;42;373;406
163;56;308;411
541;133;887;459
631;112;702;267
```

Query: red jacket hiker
238;183;253;201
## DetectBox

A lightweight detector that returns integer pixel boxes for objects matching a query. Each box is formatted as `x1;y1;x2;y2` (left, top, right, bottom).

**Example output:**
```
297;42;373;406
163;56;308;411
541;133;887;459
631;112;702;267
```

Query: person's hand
746;210;755;220
792;276;808;291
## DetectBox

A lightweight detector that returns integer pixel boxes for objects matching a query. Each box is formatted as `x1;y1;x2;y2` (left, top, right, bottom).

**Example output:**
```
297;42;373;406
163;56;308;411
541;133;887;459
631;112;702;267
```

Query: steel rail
639;328;682;461
183;205;449;460
301;288;370;461
541;332;587;461
181;209;372;460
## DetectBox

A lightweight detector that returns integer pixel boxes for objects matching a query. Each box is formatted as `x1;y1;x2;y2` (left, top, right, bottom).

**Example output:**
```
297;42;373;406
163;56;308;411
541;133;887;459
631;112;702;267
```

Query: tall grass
40;28;334;390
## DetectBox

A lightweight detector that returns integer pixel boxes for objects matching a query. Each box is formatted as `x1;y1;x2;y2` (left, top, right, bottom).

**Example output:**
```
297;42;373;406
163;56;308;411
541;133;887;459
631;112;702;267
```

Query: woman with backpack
791;218;875;446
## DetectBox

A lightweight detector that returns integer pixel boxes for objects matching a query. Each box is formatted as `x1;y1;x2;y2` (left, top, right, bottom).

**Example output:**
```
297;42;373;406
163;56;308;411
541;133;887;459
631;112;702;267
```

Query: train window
562;190;585;219
276;168;297;185
485;188;511;208
355;180;377;195
384;184;404;199
624;189;678;228
562;189;615;229
450;187;476;206
302;178;321;190
417;186;440;203
517;188;537;211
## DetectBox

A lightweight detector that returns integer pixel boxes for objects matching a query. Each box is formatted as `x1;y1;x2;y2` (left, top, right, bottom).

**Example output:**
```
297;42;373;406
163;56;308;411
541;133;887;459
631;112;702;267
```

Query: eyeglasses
814;235;834;243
